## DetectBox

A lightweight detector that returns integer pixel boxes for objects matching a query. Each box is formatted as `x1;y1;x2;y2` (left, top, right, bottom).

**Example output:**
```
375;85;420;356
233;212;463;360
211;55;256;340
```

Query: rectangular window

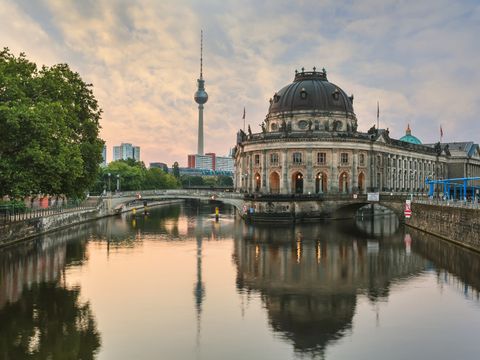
359;154;365;166
293;152;302;164
340;153;349;165
254;154;260;166
270;153;279;165
317;152;326;165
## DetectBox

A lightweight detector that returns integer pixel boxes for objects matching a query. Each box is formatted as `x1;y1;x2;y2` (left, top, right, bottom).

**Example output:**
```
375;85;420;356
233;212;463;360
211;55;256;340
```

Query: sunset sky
2;0;480;166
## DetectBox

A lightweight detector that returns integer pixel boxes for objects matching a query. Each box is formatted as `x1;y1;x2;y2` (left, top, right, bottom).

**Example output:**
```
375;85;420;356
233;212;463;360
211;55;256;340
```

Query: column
352;150;358;192
331;149;338;193
281;149;288;194
262;150;267;193
306;149;314;193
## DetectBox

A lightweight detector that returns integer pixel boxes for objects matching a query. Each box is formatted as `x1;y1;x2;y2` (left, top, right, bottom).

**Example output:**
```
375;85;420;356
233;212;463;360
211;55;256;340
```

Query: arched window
269;172;280;194
255;173;261;192
292;172;304;194
358;172;365;194
315;172;328;193
339;172;349;193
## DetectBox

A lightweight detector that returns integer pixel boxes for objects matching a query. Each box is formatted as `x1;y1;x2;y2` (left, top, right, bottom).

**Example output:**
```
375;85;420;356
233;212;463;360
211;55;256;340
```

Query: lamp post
107;173;111;193
116;174;120;192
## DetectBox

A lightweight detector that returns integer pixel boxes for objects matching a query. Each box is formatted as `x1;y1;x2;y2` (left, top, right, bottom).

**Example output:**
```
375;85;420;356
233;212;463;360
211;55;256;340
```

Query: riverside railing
0;198;101;224
414;198;480;210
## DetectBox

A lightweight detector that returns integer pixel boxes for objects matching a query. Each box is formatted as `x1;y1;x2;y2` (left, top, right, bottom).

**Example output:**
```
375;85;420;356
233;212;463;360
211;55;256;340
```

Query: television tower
194;30;208;155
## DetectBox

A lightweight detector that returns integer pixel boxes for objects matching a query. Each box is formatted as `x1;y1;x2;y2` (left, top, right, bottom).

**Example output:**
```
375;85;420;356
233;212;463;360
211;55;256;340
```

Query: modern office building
188;152;234;172
113;143;140;162
101;145;107;166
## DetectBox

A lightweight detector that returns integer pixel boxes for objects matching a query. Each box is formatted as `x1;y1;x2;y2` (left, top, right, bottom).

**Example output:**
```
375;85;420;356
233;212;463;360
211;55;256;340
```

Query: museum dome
399;124;422;145
267;67;355;116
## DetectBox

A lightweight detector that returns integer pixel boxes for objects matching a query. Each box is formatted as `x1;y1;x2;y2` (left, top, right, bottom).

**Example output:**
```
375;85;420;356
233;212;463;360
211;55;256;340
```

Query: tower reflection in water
233;216;427;356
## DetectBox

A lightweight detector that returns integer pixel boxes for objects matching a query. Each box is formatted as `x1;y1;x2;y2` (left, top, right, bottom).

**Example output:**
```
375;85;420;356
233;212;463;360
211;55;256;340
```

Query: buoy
132;208;137;215
215;207;219;221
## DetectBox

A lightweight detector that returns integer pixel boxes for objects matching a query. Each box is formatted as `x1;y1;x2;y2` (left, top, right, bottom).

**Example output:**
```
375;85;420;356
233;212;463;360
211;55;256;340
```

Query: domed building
234;68;452;196
399;124;422;145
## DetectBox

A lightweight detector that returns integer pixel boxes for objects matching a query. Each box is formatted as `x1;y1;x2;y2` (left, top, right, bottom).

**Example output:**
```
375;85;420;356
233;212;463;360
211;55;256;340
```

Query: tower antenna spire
200;30;203;79
194;30;208;155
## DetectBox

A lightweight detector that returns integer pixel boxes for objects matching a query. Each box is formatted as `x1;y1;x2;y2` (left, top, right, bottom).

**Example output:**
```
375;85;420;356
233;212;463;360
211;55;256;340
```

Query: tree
0;48;104;198
90;160;180;193
172;162;180;178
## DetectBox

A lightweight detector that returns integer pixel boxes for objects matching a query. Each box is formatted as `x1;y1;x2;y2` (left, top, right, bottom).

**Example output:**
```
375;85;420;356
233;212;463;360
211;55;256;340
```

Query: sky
1;0;480;166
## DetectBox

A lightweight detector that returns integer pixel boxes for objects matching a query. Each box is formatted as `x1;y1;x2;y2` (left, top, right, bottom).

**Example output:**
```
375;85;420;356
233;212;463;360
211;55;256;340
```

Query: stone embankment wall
0;199;183;248
406;203;480;252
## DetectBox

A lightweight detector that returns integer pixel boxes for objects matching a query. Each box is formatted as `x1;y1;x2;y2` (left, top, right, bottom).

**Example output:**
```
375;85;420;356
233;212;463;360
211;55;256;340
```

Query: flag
440;125;443;138
377;101;379;120
242;107;245;119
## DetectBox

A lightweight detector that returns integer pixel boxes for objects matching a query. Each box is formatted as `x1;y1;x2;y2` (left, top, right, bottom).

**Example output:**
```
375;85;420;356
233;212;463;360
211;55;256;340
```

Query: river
1;201;479;359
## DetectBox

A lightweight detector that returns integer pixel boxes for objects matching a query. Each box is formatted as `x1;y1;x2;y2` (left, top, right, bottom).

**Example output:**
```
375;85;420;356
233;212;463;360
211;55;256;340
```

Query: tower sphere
194;85;208;104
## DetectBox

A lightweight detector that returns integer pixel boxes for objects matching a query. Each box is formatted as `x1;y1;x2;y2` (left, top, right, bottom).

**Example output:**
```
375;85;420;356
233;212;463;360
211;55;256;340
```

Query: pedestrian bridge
101;189;408;221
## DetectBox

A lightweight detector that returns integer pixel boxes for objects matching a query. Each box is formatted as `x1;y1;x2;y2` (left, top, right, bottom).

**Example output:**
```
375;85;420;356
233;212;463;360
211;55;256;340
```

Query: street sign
404;200;412;219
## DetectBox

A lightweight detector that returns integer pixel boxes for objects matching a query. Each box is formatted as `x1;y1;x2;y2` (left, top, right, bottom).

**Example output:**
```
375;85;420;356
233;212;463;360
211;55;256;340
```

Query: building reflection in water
233;219;427;356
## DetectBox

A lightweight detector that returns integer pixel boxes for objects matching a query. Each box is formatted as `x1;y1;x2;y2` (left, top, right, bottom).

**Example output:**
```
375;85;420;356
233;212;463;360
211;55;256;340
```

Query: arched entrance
339;171;349;193
254;173;261;192
358;172;365;194
269;172;280;194
315;172;328;193
292;172;304;194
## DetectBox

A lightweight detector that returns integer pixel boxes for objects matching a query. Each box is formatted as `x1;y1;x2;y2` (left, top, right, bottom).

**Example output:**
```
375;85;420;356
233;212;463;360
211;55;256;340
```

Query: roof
267;68;354;116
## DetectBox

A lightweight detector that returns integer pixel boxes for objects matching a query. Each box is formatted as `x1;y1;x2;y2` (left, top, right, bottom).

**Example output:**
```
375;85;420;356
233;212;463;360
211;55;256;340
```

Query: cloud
2;0;480;165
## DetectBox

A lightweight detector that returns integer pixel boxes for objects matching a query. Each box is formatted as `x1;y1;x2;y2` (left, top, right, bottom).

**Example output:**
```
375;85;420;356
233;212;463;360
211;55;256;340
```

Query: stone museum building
234;68;480;195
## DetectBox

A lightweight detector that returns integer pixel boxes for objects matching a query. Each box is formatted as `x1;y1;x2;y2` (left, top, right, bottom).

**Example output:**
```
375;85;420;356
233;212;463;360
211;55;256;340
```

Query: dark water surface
1;202;480;359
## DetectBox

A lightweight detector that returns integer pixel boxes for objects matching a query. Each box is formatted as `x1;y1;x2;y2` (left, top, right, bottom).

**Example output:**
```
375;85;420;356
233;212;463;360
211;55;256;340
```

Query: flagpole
377;101;379;129
243;107;246;132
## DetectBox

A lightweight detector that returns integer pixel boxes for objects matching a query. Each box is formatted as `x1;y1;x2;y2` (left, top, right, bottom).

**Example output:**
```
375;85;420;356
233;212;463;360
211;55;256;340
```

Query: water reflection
0;224;100;359
234;221;427;356
1;202;480;359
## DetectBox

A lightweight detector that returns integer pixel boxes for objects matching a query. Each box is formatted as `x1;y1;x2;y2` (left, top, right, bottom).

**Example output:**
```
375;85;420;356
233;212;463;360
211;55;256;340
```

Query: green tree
0;48;104;198
172;161;180;178
217;175;234;186
91;160;180;193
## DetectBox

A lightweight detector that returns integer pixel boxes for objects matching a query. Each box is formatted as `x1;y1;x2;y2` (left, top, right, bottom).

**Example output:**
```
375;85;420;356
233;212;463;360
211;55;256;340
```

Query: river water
1;201;480;360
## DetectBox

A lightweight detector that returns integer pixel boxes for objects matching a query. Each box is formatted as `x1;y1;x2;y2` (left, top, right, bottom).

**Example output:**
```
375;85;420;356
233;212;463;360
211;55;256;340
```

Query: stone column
352;150;358;193
331;149;338;193
262;150;268;193
306;149;314;193
281;149;288;194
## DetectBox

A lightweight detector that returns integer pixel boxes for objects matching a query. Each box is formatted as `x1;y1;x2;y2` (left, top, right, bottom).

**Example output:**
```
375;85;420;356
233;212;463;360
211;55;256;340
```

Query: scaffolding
425;177;480;200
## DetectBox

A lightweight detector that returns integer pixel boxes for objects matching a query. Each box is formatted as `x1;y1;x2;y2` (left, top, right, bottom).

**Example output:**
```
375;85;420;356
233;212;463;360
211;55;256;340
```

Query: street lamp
107;173;111;193
116;174;120;192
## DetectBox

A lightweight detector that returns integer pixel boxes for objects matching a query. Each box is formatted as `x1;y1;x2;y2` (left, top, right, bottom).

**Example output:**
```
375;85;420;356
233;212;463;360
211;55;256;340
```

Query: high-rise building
113;143;141;161
194;30;208;155
101;145;107;166
187;152;234;172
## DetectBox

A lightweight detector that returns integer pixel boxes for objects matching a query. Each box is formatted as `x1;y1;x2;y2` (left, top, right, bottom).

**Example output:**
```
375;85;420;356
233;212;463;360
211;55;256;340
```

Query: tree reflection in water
0;282;100;360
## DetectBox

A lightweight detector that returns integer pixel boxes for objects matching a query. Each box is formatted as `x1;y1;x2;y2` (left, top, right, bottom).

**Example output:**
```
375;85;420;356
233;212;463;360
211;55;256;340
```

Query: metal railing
0;198;102;224
414;198;480;210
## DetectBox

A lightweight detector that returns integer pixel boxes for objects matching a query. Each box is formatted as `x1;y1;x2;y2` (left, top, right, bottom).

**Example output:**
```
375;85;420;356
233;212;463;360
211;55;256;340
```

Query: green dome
399;124;422;145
